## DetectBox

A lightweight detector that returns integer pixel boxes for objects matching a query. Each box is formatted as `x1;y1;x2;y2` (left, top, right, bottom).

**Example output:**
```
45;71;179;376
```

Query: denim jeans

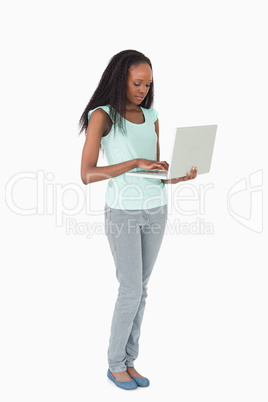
104;203;168;372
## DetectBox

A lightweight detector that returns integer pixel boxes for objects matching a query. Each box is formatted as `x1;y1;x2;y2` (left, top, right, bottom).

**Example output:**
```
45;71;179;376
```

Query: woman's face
126;63;153;107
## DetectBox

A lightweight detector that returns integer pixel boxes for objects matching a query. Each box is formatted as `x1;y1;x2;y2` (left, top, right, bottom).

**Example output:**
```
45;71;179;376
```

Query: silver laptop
126;125;217;180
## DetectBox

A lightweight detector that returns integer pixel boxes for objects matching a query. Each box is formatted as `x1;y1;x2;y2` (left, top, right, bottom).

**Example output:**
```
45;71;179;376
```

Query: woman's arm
154;118;197;184
81;109;169;184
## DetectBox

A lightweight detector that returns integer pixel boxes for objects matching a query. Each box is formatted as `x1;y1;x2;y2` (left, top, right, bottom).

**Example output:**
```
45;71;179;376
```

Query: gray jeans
104;203;168;372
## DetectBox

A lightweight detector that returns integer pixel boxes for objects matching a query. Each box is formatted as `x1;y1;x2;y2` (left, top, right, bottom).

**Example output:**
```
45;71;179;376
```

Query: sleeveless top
87;104;168;210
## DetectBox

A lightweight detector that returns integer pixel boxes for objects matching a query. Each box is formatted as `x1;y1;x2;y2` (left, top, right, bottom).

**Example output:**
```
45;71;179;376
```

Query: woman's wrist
162;177;182;184
134;158;140;168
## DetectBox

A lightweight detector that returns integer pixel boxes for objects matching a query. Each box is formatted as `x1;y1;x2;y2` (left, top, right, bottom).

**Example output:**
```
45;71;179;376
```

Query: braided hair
78;49;154;137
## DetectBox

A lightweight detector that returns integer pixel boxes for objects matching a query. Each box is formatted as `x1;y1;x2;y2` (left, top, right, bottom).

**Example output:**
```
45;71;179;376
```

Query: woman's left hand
162;166;198;184
179;166;198;181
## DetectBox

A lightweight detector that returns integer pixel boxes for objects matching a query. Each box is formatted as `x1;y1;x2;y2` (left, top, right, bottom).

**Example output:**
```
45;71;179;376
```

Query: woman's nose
139;86;147;95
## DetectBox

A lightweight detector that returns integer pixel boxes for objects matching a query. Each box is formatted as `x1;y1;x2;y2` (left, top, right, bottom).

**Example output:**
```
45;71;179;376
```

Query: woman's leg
105;206;144;373
125;204;168;367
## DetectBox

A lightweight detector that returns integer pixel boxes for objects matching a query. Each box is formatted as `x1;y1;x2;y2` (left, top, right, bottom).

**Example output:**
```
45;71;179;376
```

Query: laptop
126;125;217;180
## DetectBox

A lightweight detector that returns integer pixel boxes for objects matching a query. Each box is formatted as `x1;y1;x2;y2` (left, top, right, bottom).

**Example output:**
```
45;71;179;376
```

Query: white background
1;0;267;401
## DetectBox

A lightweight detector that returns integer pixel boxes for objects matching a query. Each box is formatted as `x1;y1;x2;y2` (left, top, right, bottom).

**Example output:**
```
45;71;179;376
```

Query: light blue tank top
87;105;167;210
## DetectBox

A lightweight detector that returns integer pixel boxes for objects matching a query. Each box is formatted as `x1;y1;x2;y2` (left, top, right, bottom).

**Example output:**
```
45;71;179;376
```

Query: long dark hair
78;49;155;136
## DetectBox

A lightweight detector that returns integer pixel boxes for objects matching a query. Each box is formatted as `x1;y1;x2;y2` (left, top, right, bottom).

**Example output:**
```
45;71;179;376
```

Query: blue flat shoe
107;369;138;390
130;375;150;387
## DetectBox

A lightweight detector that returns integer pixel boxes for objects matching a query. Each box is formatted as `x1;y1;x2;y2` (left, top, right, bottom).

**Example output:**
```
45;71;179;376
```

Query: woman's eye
134;83;151;87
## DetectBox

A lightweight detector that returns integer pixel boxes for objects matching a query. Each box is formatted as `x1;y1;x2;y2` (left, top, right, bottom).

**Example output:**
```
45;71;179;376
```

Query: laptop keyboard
134;170;167;176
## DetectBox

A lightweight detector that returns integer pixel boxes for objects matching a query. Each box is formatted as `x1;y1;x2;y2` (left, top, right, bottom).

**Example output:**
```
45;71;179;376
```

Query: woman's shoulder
88;104;109;117
142;106;159;123
88;105;113;123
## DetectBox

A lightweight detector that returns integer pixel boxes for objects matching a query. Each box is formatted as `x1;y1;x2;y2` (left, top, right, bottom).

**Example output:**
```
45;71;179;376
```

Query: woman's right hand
137;158;169;172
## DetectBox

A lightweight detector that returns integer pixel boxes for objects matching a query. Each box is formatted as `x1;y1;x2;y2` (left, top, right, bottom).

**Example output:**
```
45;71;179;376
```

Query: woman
79;49;197;390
